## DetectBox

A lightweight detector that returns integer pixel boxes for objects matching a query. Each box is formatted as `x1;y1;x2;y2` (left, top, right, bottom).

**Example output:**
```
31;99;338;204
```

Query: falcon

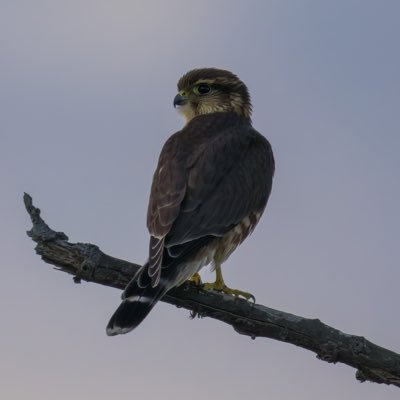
107;68;275;335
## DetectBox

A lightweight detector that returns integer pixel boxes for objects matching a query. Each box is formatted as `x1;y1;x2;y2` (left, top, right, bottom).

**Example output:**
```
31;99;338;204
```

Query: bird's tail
107;236;216;336
106;262;168;336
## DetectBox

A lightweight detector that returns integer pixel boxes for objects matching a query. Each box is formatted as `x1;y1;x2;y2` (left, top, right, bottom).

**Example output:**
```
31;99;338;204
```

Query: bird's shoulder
159;112;262;165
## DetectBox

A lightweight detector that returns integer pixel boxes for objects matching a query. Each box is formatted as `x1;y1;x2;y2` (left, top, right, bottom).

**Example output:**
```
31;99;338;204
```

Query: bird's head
174;68;252;123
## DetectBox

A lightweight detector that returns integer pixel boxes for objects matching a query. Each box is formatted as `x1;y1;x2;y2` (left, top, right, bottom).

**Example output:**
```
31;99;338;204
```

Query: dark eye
197;84;211;94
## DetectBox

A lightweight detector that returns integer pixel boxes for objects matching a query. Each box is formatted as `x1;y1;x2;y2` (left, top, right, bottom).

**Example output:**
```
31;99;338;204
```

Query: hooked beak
173;93;189;108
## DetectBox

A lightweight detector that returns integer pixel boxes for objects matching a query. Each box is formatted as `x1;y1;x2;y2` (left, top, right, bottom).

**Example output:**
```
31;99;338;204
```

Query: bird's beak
173;93;189;108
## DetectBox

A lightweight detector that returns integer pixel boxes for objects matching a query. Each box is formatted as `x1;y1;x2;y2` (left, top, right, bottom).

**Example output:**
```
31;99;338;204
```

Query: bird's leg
202;263;255;302
188;272;202;286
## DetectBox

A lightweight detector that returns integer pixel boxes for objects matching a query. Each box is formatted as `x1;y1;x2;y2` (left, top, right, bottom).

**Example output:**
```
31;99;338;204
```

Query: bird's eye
197;84;211;94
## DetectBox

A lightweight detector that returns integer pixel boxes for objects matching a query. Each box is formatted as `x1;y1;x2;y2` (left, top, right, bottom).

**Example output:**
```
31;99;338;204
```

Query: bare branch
24;193;400;388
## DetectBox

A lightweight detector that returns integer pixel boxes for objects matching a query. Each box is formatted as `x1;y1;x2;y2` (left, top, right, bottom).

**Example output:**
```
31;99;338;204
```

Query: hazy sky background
1;1;399;399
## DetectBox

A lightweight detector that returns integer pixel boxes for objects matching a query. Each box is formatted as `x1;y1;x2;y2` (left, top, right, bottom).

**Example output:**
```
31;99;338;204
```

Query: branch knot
350;336;369;355
76;243;102;282
317;341;339;363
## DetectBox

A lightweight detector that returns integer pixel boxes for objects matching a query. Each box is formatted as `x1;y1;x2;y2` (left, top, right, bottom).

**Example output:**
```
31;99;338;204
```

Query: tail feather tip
106;323;134;336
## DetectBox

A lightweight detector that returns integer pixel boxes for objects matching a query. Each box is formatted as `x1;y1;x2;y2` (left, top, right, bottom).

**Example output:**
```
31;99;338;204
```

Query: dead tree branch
23;193;400;388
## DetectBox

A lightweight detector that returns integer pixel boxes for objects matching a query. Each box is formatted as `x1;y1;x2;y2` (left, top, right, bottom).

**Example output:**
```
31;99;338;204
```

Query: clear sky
1;1;399;399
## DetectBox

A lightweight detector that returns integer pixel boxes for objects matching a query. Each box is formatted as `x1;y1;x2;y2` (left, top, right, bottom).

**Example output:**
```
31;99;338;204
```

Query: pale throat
176;103;197;123
176;102;235;124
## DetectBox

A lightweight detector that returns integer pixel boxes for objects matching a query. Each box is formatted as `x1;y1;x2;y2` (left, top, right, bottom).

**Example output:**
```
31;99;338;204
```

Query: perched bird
107;68;275;335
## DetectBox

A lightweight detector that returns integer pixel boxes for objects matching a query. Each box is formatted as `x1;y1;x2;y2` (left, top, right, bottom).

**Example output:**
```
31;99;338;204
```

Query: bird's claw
188;272;202;286
201;282;255;302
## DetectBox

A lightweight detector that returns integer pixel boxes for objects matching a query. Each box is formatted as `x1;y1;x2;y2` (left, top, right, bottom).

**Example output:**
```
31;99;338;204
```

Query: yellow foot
202;281;255;302
188;272;202;286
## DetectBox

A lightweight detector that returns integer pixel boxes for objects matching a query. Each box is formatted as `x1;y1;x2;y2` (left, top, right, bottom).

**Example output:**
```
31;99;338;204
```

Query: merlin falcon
107;68;275;335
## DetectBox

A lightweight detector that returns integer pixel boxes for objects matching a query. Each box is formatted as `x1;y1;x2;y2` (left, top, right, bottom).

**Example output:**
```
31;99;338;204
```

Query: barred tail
106;264;168;336
106;235;215;336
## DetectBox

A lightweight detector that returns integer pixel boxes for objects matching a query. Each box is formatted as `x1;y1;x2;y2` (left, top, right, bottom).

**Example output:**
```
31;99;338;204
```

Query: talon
201;281;255;302
220;286;255;301
188;272;202;286
201;263;255;302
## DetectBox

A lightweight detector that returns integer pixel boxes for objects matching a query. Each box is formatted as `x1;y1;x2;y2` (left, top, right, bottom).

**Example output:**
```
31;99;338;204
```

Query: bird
106;68;275;336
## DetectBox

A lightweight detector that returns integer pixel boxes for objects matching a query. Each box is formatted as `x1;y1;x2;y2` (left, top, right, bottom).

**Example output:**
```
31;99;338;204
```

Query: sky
1;1;399;399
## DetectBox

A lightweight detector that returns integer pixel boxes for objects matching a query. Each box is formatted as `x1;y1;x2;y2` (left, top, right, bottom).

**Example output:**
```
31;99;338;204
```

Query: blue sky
1;1;399;399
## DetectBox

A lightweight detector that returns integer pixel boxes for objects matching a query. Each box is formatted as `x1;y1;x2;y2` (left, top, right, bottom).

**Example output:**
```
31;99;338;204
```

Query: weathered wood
24;193;400;388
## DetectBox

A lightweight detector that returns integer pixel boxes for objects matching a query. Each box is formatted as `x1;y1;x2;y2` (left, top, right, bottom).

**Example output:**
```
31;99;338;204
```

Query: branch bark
24;193;400;388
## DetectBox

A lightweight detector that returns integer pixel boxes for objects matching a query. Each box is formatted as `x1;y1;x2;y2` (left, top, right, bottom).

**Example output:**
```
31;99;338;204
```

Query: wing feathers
145;112;274;283
147;236;165;286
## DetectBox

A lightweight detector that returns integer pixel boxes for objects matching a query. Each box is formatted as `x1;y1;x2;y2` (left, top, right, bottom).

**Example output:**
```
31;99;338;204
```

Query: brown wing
146;113;274;285
145;132;188;284
166;125;274;247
